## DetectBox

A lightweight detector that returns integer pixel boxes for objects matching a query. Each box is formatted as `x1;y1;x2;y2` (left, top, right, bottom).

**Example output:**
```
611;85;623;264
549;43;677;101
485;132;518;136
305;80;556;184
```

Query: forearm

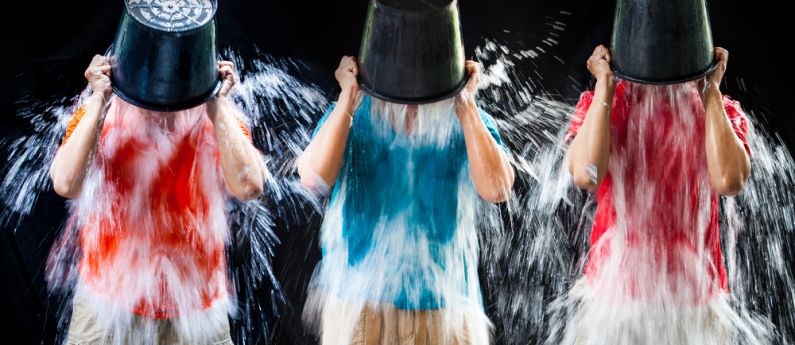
567;77;614;190
50;93;107;198
297;86;358;190
208;98;266;201
458;100;515;203
703;83;751;196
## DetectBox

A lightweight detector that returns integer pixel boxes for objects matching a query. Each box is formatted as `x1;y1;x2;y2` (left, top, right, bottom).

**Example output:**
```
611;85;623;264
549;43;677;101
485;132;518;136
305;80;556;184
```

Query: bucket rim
105;45;224;112
359;73;470;105
373;0;457;13
110;79;223;112
612;59;719;85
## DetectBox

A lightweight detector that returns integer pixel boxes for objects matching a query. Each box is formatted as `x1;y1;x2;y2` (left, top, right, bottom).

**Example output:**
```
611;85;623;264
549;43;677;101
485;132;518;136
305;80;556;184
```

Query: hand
335;56;359;91
698;47;729;99
217;61;237;98
587;45;612;81
85;55;112;99
707;47;729;86
455;60;480;115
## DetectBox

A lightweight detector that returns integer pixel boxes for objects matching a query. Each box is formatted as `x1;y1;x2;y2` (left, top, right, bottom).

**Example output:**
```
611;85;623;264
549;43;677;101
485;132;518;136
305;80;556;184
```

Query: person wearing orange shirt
49;54;266;344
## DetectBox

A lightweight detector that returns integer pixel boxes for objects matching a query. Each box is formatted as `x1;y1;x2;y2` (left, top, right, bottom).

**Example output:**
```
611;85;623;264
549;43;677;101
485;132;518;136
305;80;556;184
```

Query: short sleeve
566;91;594;142
722;96;751;157
235;116;252;142
478;110;504;147
311;103;337;139
61;105;87;146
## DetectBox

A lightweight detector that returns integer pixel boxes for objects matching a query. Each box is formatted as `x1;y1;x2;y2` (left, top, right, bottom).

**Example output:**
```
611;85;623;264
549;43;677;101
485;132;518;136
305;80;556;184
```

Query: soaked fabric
66;285;234;345
566;81;751;301
562;278;732;345
554;80;757;345
310;95;502;310
56;97;250;320
303;95;498;345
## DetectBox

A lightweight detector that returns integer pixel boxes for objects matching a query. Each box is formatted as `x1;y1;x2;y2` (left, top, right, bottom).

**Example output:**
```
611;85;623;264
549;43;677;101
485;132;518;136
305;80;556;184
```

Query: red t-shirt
567;81;750;302
61;100;251;318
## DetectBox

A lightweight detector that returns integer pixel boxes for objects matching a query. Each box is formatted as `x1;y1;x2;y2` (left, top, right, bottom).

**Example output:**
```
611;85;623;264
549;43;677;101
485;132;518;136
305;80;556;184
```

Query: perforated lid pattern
127;0;215;31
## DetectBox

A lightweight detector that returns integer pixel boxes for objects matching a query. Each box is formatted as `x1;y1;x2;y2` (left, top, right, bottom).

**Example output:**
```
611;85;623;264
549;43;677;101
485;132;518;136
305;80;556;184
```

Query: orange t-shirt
61;100;252;318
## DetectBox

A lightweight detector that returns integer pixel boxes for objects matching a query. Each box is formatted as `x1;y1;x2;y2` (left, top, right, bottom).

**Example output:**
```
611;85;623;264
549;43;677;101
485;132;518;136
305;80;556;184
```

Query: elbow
478;172;515;204
479;189;511;204
572;172;600;191
232;182;263;201
50;170;79;199
713;174;748;197
52;180;77;199
712;158;751;197
299;172;333;194
297;157;333;193
231;173;264;201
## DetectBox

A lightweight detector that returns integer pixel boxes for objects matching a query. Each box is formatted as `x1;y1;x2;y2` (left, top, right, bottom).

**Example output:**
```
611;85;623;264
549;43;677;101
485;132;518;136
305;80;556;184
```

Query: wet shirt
60;100;251;318
567;81;751;298
312;96;503;310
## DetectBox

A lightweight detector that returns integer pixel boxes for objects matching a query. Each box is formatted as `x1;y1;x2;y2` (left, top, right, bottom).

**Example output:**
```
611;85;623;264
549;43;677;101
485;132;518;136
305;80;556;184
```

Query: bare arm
297;56;359;192
456;61;515;203
566;45;615;191
702;48;751;196
50;55;111;199
207;61;267;201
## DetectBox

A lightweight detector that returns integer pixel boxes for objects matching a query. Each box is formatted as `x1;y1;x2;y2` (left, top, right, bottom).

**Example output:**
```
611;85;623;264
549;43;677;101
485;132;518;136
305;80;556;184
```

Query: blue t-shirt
311;95;503;310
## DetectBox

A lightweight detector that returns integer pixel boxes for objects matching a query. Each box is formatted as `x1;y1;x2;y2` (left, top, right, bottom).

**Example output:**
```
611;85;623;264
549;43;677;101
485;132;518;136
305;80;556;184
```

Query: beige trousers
567;279;732;345
321;300;475;345
66;288;233;345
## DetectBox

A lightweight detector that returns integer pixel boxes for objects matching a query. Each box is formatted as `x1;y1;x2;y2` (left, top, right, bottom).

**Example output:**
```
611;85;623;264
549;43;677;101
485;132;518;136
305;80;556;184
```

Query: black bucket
610;0;718;85
108;0;222;112
358;0;468;104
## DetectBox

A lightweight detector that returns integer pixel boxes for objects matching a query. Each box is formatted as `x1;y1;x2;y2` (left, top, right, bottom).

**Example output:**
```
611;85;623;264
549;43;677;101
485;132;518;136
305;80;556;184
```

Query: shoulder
721;95;747;120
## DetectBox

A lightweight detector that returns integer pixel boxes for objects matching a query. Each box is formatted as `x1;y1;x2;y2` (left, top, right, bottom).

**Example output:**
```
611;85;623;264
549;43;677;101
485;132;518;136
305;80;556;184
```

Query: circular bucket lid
126;0;216;32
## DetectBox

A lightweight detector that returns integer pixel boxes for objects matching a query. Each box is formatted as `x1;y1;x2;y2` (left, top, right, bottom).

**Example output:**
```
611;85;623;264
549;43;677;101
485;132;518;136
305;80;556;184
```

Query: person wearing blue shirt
298;56;514;345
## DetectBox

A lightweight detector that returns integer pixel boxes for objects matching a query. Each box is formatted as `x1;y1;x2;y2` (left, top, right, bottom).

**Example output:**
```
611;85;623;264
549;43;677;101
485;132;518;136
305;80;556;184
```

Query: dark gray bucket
611;0;718;85
358;0;468;104
108;0;222;111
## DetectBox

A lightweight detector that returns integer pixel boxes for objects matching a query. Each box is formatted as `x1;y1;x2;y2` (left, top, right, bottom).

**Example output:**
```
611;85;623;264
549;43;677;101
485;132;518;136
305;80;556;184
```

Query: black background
1;1;793;344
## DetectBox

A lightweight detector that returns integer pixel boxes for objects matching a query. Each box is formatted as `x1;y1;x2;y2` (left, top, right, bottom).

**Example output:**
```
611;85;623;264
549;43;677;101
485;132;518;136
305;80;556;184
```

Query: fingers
91;55;110;68
464;60;480;76
714;47;729;64
350;58;358;76
97;65;112;75
338;56;359;76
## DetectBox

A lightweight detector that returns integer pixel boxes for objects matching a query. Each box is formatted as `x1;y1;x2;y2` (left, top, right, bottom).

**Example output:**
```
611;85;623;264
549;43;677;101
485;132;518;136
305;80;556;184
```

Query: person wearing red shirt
49;55;266;344
562;45;752;344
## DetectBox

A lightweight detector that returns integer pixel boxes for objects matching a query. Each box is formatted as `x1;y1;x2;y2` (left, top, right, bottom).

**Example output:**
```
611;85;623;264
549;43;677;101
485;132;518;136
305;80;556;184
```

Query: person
563;45;752;344
49;55;267;344
297;56;515;345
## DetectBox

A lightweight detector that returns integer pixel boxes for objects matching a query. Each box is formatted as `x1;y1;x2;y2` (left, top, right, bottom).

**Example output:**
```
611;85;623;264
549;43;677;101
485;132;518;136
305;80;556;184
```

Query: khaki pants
66;288;233;345
321;300;478;345
566;279;732;345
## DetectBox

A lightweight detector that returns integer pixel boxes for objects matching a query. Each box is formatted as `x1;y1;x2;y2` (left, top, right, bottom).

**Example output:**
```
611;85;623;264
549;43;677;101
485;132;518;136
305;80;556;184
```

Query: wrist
206;96;229;122
456;99;479;122
702;81;722;100
340;84;359;97
89;92;109;106
598;74;615;88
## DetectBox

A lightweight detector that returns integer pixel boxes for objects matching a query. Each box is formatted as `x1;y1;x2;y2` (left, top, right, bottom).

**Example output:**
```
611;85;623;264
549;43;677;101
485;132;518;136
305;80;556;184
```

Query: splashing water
473;37;795;344
301;95;494;344
0;50;330;345
1;30;794;345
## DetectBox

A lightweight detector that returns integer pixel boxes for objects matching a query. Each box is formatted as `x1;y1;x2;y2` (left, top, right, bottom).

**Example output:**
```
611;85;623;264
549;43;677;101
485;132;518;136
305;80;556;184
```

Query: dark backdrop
1;1;793;344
